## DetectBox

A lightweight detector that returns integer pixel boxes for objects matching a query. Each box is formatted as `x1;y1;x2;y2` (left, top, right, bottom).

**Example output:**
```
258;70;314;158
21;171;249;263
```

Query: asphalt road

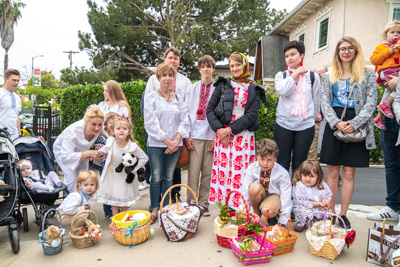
322;166;387;206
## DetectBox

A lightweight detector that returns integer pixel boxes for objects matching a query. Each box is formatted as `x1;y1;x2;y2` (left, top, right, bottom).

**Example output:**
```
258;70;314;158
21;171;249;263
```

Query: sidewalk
0;170;392;267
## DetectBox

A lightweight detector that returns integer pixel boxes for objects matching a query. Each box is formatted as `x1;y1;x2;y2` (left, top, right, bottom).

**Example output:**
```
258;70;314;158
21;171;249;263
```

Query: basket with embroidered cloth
306;211;356;260
110;210;151;246
159;184;204;242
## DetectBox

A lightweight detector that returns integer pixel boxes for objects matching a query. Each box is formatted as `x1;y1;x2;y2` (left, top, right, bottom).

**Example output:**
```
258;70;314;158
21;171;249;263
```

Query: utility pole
63;51;79;69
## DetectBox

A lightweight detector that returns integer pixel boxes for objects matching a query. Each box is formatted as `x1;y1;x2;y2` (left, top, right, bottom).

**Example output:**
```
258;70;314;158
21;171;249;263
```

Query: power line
63;51;79;69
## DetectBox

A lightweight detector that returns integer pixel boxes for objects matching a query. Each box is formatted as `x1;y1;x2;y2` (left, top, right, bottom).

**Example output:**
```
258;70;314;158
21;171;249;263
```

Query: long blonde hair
329;36;365;84
104;80;132;119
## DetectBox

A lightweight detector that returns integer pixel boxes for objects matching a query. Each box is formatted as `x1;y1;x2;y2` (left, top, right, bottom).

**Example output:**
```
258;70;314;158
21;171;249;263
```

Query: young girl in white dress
292;160;332;232
97;116;148;215
58;170;99;225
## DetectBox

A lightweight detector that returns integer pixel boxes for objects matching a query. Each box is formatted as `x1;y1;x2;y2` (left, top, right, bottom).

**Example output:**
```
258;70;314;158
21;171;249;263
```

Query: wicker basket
159;184;203;241
214;190;260;248
307;211;349;260
111;210;151;246
228;222;275;265
265;210;298;256
69;210;101;248
38;209;65;256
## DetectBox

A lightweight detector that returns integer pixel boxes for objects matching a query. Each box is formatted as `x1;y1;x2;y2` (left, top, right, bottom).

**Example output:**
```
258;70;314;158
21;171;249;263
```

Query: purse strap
379;232;400;264
339;82;356;120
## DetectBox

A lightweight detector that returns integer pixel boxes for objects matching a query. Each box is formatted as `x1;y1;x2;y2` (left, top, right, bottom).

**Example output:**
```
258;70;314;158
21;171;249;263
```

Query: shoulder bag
214;84;225;119
333;83;367;143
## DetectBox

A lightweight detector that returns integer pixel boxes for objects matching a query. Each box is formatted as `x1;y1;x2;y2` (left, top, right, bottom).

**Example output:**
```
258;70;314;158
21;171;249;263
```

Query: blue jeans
147;146;182;210
381;116;400;212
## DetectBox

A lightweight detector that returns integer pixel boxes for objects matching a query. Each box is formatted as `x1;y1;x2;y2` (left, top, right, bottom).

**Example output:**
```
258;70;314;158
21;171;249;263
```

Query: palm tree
0;0;25;71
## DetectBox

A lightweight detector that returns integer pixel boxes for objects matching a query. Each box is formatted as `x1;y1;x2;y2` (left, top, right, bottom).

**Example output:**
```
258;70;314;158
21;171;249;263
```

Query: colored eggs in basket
129;212;148;222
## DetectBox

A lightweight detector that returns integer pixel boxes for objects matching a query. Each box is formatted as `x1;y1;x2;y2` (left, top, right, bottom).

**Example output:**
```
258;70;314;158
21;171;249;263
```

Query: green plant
237;236;257;252
216;202;247;227
245;221;264;236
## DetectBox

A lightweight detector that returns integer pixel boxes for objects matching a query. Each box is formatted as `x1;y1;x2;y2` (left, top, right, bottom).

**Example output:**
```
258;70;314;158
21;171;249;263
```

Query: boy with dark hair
243;138;292;226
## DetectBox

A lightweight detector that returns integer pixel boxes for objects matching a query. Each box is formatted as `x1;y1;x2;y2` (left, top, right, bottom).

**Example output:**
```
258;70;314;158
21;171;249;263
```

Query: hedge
60;82;383;162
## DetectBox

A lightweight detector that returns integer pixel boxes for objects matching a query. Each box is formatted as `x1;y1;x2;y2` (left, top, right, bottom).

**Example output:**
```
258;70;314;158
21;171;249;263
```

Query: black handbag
214;84;225;119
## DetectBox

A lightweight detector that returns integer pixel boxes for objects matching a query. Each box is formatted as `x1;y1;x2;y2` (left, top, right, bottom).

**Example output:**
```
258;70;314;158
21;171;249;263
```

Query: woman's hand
342;123;355;133
164;138;179;154
291;66;308;84
217;127;232;140
384;76;399;91
220;136;230;147
207;141;215;152
335;121;349;132
185;137;195;150
82;150;104;163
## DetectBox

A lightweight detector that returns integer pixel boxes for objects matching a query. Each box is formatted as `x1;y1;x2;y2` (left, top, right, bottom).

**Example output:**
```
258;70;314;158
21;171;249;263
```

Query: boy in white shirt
0;69;21;140
244;138;292;226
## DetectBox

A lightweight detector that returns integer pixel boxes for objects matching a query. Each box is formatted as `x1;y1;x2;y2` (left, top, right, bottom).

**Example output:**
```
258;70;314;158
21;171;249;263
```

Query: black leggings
273;123;315;174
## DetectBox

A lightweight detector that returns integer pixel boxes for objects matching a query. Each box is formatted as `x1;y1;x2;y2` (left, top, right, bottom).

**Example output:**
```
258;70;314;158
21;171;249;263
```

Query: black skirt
319;107;369;167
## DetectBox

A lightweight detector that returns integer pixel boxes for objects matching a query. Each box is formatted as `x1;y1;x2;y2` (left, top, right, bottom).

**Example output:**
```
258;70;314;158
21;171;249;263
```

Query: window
298;33;305;42
295;24;306;43
314;6;332;52
387;1;400;21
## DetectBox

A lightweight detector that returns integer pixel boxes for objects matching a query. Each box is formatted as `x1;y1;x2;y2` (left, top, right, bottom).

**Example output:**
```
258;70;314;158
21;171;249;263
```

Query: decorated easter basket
214;190;260;248
38;209;65;256
228;221;275;265
264;210;298;256
69;210;102;248
110;210;151;246
159;184;203;242
306;211;356;260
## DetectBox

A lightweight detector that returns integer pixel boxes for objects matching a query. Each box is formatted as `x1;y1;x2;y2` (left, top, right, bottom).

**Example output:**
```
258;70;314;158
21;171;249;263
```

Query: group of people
2;20;400;232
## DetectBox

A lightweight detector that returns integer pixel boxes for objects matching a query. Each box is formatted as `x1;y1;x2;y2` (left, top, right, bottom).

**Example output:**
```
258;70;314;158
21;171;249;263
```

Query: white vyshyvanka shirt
243;161;292;225
98;101;129;117
274;70;320;131
144;91;189;147
185;80;215;140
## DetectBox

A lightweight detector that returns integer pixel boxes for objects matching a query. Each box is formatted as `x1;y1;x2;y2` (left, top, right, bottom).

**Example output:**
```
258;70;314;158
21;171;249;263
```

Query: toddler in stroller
17;159;63;192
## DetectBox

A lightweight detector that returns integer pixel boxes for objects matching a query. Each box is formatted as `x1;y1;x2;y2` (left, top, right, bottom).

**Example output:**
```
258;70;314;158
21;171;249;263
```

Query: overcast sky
7;0;301;82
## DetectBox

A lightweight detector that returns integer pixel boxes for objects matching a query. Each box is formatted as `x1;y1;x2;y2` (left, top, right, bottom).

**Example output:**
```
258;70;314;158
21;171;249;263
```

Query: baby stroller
0;129;21;254
13;135;68;231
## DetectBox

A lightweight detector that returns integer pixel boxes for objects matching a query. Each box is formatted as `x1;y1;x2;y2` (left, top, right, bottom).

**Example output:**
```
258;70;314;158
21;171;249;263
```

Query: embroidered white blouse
185;80;215;140
144;91;189;147
274;70;320;131
98;101;129;117
292;181;332;211
144;73;192;101
243;161;292;225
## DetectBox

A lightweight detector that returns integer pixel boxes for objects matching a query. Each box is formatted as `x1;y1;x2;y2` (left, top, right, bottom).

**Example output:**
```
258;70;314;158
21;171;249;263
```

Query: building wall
285;0;389;70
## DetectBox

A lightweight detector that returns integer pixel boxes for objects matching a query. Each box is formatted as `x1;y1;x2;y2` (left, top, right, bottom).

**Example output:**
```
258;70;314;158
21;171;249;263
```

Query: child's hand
84;204;90;210
24;178;31;186
321;199;331;210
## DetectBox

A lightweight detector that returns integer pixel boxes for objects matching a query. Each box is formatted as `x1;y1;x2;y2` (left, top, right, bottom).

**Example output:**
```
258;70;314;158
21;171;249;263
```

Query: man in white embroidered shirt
0;69;21;140
142;48;191;199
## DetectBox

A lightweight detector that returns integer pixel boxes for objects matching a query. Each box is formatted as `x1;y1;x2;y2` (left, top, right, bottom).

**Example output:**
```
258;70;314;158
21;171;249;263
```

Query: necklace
158;89;171;102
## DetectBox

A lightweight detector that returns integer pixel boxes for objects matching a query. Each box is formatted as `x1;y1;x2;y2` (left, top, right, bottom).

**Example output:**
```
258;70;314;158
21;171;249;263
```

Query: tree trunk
4;47;8;71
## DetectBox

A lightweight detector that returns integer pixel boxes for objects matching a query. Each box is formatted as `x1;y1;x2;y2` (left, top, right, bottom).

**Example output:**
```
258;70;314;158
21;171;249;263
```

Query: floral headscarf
230;52;253;83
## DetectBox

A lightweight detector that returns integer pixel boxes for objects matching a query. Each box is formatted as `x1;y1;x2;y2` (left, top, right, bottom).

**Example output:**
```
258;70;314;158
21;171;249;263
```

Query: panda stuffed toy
115;153;146;184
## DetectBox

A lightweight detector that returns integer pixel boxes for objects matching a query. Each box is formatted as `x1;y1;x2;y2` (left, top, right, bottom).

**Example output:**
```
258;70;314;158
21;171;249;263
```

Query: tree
0;0;25;71
59;66;119;87
79;0;286;80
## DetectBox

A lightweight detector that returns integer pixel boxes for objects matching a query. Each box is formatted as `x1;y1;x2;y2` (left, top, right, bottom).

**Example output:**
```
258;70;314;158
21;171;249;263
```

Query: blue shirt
332;78;354;108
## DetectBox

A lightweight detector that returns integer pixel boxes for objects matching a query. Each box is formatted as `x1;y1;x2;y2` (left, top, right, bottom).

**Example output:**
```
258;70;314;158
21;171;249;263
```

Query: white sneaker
139;180;150;191
367;207;399;221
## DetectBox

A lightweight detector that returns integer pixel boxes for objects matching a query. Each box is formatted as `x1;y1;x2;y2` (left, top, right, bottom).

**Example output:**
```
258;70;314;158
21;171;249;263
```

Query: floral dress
208;81;256;210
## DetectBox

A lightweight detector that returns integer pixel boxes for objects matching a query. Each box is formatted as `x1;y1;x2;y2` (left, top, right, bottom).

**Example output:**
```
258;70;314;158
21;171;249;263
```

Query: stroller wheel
23;208;29;232
8;228;20;254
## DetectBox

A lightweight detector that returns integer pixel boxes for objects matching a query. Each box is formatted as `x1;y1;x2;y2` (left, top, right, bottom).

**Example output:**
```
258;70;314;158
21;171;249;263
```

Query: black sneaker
332;216;336;226
339;215;351;230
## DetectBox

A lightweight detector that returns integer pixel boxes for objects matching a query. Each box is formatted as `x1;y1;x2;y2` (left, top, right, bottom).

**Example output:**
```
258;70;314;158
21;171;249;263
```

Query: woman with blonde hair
98;80;131;119
53;104;104;192
144;63;189;224
319;36;377;229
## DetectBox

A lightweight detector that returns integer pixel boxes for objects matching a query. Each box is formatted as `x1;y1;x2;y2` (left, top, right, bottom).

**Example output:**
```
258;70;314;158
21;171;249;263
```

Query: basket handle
307;210;348;233
264;209;292;239
160;184;198;210
241;221;269;249
69;209;98;230
41;208;62;243
225;190;250;221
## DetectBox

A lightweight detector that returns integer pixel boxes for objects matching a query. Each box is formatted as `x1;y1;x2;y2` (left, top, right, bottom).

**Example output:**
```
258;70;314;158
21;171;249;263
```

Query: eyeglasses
338;47;356;53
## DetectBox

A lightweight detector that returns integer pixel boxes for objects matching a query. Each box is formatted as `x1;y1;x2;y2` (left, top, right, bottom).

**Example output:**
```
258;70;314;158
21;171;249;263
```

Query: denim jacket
318;68;377;151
